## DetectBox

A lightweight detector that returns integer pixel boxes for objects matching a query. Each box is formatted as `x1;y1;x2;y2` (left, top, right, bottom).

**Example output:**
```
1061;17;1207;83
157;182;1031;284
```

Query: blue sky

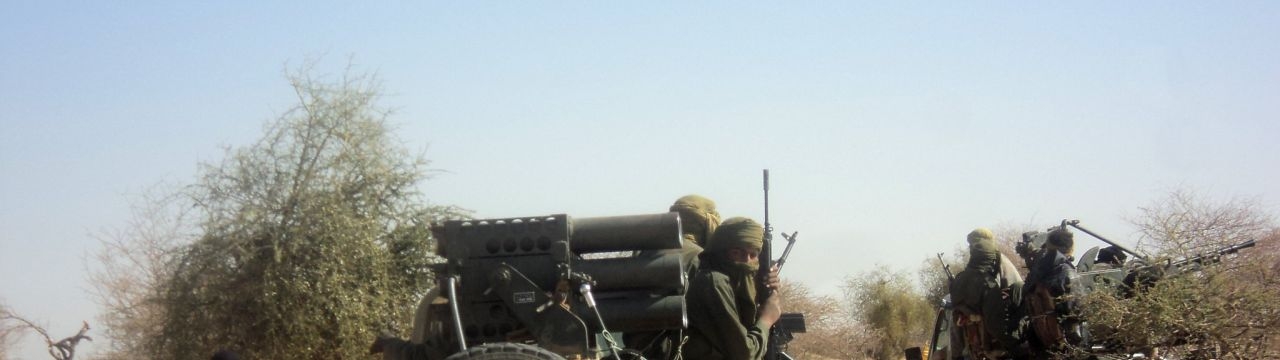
2;2;1278;358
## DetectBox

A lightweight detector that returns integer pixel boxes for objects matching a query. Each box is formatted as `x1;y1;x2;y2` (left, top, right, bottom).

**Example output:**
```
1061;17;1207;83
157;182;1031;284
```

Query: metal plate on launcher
513;291;536;304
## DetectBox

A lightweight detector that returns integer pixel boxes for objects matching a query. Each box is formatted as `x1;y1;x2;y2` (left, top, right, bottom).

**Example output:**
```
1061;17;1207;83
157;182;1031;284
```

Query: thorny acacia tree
1132;189;1271;256
143;66;466;359
843;267;934;360
1084;190;1280;359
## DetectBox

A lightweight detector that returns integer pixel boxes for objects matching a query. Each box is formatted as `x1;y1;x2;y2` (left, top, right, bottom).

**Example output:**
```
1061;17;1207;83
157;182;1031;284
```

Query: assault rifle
917;253;956;360
760;169;773;308
760;169;805;360
937;253;954;284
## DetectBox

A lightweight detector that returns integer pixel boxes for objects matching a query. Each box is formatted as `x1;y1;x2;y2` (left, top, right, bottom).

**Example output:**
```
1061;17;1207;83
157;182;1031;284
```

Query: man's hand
764;264;781;291
759;265;783;327
759;291;784;328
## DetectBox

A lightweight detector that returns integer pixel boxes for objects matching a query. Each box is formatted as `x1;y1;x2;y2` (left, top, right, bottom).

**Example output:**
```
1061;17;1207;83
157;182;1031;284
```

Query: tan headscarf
670;195;721;248
967;228;995;244
707;217;763;253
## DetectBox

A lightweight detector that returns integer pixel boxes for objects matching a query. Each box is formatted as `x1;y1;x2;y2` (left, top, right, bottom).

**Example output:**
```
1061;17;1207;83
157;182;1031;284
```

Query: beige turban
670;194;721;246
967;228;995;244
708;217;763;253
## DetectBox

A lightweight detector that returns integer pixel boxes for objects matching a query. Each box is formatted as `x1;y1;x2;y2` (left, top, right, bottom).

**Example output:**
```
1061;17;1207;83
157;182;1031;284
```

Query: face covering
728;261;759;322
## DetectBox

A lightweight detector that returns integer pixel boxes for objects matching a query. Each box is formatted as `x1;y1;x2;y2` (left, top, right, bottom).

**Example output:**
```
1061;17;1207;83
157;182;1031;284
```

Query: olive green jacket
683;262;768;360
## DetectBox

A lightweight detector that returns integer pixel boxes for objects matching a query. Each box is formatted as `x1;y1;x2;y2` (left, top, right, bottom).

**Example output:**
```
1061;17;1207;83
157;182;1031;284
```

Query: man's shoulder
1031;251;1069;272
691;268;732;284
954;268;993;283
688;269;735;296
952;269;993;302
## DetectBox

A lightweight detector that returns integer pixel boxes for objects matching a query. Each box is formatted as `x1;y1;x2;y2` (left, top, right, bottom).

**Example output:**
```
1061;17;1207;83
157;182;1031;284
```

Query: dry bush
843;267;934;360
0;301;21;360
86;189;191;359
1131;189;1271;257
1084;189;1280;359
781;280;877;359
1;304;92;360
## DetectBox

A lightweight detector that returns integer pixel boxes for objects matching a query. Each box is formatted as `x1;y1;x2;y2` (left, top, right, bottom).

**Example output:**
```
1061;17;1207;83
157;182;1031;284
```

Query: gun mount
914;219;1258;360
1016;220;1146;268
1016;219;1256;295
428;212;689;359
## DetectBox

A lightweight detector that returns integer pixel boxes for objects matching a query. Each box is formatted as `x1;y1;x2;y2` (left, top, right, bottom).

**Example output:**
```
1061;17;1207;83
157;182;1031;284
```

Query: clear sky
2;2;1278;358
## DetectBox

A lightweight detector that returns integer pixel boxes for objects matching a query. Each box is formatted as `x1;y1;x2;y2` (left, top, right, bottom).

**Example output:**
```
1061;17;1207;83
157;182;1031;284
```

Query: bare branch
1;306;92;360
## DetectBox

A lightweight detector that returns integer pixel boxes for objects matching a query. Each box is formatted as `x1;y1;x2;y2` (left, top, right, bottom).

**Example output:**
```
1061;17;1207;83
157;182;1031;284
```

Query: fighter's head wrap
670;194;721;245
1048;228;1075;252
967;228;996;245
1096;245;1128;265
707;217;764;254
967;237;1001;272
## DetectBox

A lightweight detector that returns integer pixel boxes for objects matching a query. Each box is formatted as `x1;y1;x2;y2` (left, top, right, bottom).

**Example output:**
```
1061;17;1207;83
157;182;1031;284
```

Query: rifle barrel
759;169;773;299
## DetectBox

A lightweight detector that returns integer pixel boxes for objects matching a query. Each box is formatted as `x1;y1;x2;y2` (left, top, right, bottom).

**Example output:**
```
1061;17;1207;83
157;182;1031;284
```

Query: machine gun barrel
1220;239;1256;254
1169;239;1256;269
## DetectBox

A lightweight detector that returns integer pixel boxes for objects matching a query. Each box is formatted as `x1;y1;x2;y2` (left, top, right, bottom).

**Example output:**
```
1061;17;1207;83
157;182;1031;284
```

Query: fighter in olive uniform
683;217;783;360
950;228;1027;359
